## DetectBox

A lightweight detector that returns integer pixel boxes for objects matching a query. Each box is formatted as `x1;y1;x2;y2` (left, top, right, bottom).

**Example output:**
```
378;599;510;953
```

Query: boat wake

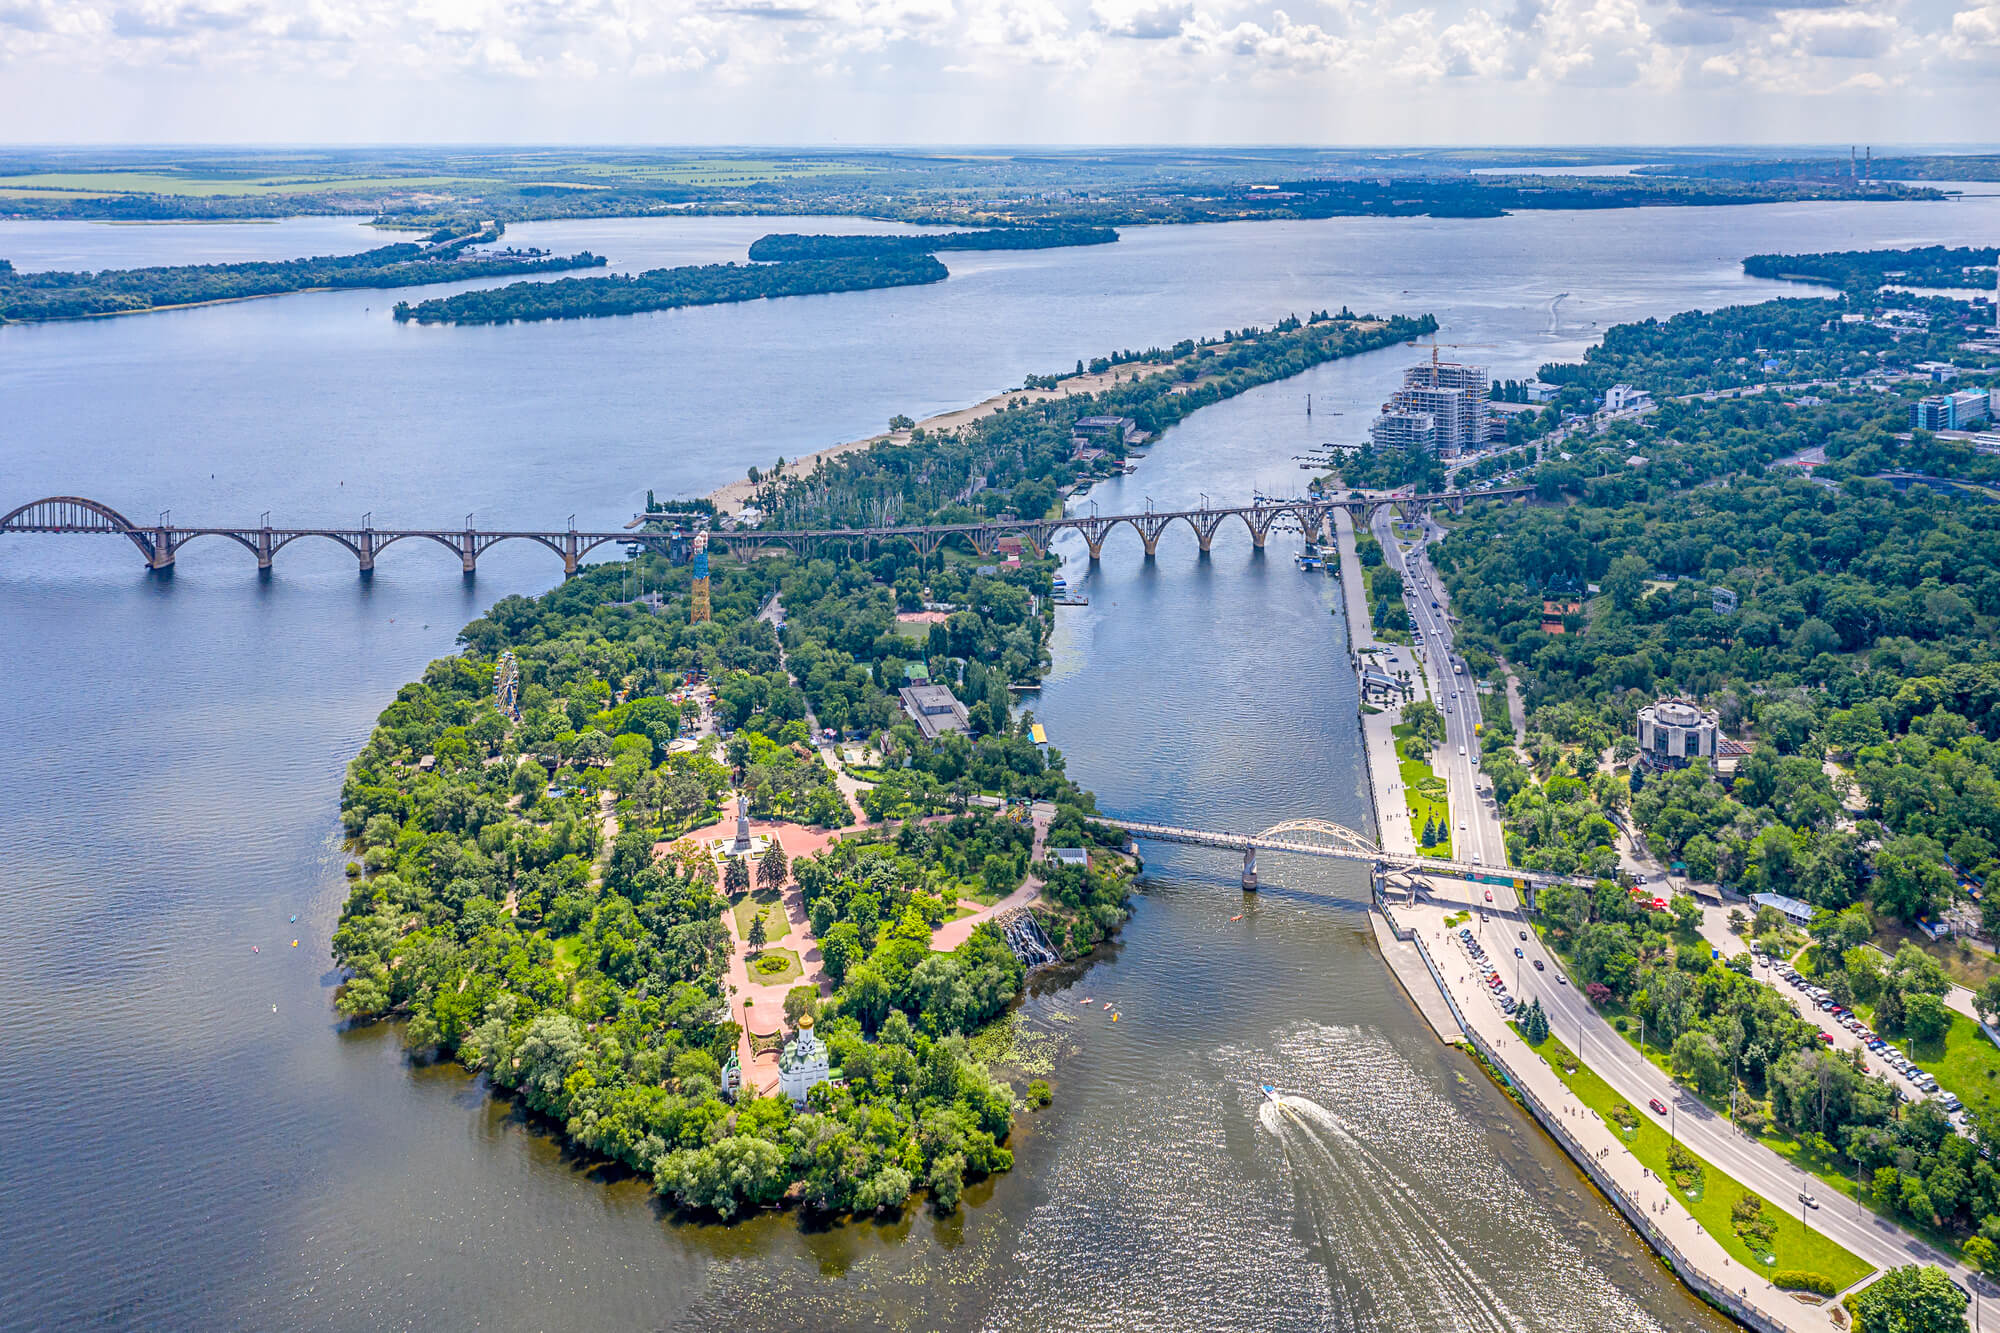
1259;1092;1531;1333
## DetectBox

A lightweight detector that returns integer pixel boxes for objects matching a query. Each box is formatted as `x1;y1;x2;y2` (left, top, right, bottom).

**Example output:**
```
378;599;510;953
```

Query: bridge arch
0;495;157;562
1255;818;1381;856
269;530;365;563
465;532;569;564
161;530;262;562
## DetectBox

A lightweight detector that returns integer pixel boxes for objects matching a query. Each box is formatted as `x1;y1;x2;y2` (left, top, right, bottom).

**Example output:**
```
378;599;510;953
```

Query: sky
0;0;1996;145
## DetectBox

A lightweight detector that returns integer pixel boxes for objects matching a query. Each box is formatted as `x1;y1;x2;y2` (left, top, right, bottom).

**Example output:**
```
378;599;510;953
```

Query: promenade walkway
1385;896;1848;1332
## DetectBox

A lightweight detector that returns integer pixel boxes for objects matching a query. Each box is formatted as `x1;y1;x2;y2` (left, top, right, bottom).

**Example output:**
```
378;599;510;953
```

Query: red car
1818;1031;1835;1045
1484;889;1494;902
1649;1098;1668;1115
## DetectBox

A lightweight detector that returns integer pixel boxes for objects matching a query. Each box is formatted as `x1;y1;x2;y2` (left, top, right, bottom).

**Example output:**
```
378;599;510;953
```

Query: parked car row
1457;927;1517;1015
1758;951;1967;1124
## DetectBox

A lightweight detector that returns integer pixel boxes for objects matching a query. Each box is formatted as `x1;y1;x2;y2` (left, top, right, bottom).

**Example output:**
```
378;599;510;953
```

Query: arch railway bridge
2;488;1532;577
1110;817;1595;897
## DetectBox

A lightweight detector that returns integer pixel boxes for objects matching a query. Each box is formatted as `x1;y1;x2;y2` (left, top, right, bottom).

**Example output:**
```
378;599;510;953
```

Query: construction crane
1404;337;1498;367
689;529;711;625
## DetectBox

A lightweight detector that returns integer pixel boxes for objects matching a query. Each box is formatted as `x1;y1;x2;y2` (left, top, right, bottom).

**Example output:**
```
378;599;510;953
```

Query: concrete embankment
1370;895;1843;1333
1335;508;1422;858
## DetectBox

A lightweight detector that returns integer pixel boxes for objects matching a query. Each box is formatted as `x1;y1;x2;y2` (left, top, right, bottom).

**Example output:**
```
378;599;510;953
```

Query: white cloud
1778;8;1898;59
1945;1;2000;52
1091;0;1191;37
0;0;1990;137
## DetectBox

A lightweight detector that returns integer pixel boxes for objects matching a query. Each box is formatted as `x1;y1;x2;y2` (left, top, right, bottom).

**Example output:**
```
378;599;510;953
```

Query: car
1818;1032;1835;1045
1484;890;1493;902
1534;959;1546;971
1514;947;1524;958
1799;1191;1819;1210
1648;1098;1668;1115
1518;930;1527;941
1557;973;1569;985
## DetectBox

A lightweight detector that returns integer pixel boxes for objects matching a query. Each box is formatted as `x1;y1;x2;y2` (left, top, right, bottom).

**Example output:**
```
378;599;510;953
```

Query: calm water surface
7;196;2000;1330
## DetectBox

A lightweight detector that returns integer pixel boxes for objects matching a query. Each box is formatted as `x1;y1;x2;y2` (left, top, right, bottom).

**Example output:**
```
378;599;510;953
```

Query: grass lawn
1851;1000;2000;1121
1870;920;2000;991
1522;1030;1875;1291
1392;720;1453;858
551;933;584;973
965;881;1011;908
1549;941;1966;1255
747;947;803;987
731;890;790;945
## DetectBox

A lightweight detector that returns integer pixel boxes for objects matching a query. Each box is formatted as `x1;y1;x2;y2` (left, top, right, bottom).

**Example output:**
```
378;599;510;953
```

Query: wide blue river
4;195;1997;1331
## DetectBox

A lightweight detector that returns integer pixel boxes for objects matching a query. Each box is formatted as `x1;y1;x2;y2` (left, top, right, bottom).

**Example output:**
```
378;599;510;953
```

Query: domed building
778;1014;833;1107
1637;699;1720;771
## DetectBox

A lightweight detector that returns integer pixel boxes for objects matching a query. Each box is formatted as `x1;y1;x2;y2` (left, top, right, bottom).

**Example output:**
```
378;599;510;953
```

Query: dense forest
392;254;946;325
334;523;1135;1218
1420;285;2000;1257
744;311;1435;530
745;225;1117;262
0;228;604;323
1745;247;1999;294
324;299;1435;1216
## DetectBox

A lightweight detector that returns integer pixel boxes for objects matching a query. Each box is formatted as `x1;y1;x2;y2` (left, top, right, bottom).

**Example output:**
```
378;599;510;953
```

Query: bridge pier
1242;847;1257;891
148;526;177;574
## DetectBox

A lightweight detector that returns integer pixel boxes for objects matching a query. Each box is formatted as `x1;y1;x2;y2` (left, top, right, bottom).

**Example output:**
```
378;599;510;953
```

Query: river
6;195;2000;1330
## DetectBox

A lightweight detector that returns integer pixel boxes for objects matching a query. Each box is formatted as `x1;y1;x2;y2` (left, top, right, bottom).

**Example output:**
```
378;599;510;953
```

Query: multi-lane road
1389;510;1979;1296
1371;507;1508;879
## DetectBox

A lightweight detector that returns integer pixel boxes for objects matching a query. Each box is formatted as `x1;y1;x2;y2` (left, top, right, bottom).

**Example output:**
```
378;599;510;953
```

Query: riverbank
1373;892;1853;1332
708;323;1389;516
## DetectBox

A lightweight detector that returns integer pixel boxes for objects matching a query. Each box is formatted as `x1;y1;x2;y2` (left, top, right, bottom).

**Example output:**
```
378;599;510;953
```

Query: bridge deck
1113;818;1593;889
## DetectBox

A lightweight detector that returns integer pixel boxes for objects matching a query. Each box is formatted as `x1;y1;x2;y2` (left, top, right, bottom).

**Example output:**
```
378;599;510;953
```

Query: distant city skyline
0;0;1995;145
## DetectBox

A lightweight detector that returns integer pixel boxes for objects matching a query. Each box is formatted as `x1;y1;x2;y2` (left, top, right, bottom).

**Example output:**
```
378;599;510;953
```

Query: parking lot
1755;951;1968;1128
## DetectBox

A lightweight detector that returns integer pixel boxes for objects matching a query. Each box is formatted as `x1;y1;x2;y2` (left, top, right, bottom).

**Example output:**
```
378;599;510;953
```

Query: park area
1522;1029;1874;1294
1392;718;1452;858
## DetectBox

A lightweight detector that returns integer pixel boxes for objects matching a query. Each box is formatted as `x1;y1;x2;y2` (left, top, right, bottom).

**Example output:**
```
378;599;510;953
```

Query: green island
1745;245;2000;294
1386;277;2000;1271
740;310;1433;528
331;307;1421;1220
390;253;946;325
744;225;1117;262
0;225;604;324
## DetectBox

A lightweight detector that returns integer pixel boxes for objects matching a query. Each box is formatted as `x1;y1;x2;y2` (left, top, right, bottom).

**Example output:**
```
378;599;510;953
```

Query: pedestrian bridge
1111;817;1593;891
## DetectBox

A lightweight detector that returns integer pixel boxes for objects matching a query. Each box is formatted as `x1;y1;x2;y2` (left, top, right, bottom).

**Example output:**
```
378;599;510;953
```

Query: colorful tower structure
689;530;711;624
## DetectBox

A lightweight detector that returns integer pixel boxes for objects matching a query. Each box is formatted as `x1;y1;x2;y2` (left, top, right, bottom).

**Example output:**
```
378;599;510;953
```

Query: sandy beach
704;360;1165;515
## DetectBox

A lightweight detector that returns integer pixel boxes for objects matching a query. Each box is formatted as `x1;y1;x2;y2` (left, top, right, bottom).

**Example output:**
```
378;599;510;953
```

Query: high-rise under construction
689;530;710;624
